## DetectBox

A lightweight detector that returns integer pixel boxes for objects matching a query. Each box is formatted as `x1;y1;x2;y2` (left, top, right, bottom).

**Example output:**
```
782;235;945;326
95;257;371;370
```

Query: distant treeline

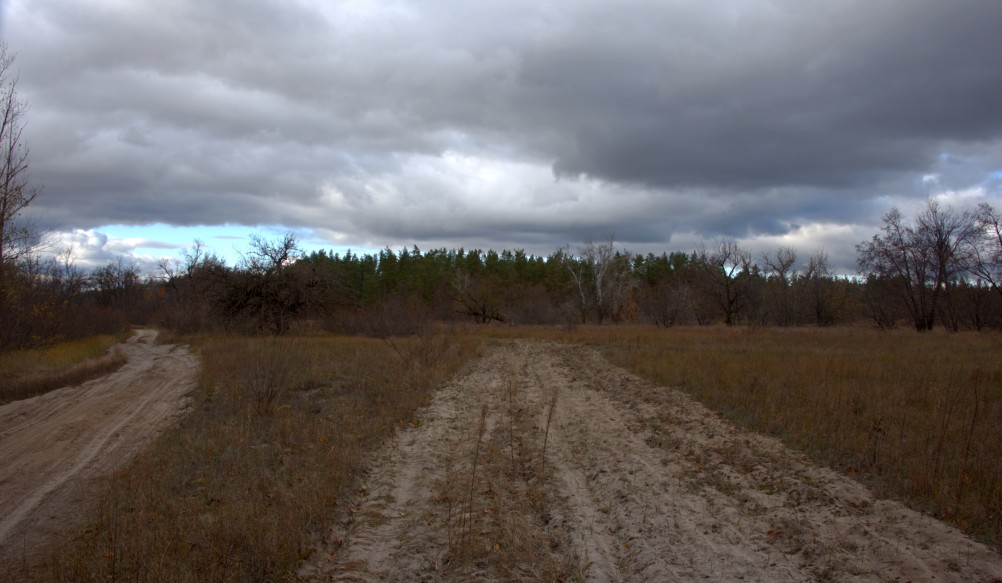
150;200;1002;335
2;200;1001;350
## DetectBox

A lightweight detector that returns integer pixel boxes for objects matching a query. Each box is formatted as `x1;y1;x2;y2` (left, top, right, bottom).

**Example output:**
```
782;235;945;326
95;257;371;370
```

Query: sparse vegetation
480;324;1002;550
13;331;479;582
0;333;129;404
434;349;580;581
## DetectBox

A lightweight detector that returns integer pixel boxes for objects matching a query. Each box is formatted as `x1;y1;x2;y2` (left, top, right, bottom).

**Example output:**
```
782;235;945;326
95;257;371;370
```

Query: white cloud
41;229;172;273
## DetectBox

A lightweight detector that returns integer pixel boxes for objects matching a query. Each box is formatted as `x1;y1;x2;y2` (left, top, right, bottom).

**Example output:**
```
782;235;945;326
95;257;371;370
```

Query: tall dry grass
437;363;580;580
0;334;129;404
17;332;479;582
481;324;1002;549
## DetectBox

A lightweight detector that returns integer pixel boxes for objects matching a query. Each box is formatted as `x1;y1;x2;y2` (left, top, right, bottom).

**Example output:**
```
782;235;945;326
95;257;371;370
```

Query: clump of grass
482;325;1002;550
0;334;129;404
17;331;480;582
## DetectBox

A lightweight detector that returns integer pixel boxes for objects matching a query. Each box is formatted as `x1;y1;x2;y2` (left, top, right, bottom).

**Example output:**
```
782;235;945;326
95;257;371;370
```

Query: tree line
146;198;1002;337
4;202;1002;351
5;190;1002;348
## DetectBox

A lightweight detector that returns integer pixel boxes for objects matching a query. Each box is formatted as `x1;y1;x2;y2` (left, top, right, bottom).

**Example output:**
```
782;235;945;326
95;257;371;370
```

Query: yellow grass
19;331;480;582
480;324;1002;550
0;334;129;404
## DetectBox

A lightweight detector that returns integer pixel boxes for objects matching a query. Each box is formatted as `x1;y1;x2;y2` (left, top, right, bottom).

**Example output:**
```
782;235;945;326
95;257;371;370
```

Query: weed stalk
465;403;489;544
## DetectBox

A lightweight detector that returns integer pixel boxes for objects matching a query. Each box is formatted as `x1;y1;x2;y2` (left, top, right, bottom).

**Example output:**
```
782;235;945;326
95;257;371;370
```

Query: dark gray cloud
4;0;1002;272
537;1;1002;190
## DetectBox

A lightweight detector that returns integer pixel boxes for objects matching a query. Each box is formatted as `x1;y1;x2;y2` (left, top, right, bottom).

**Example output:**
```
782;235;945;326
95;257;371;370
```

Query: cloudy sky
4;0;1002;272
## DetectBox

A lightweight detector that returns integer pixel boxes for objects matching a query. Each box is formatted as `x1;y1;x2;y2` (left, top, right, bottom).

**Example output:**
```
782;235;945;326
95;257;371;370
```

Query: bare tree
244;233;300;275
641;278;694;327
566;237;633;324
761;246;797;326
225;233;305;334
917;202;980;331
972;203;1002;300
801;249;846;326
694;240;754;325
857;208;931;330
857;201;979;331
92;258;143;307
159;240;230;332
565;246;590;323
0;42;40;280
451;268;505;323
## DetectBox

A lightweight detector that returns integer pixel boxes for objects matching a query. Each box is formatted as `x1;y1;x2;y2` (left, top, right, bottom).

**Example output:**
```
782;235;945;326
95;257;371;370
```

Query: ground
1;335;1001;581
300;340;1002;582
0;329;197;562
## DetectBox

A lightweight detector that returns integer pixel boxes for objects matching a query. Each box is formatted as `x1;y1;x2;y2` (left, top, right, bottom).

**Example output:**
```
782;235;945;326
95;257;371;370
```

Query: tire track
304;340;1002;582
0;329;198;559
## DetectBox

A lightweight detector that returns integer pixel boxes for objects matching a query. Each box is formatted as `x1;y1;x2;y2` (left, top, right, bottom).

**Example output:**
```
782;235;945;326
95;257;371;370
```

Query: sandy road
303;340;1002;582
0;329;197;560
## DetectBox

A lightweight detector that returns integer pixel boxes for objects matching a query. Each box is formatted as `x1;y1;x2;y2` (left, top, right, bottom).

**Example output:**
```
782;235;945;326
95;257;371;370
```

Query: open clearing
302;340;1002;582
2;333;1001;581
0;329;197;562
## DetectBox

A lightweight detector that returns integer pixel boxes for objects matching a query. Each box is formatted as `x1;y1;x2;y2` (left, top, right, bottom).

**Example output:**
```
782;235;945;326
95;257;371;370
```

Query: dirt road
302;340;1002;582
0;329;197;561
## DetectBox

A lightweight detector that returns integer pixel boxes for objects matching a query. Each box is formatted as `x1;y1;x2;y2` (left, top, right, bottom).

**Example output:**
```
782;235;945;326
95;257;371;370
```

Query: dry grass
479;324;1002;550
9;322;1000;579
438;361;580;581
18;331;480;582
0;334;129;404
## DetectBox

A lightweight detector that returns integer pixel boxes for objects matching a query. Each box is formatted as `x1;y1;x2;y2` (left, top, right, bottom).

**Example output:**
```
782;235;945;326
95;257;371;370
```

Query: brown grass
0;334;129;404
9;322;1000;579
438;361;580;581
478;324;1002;550
18;331;480;582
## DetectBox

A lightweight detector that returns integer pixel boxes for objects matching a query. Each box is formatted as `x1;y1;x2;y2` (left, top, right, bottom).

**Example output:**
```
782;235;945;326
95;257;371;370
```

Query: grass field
19;331;480;582
12;323;1002;580
482;324;1002;550
0;333;129;404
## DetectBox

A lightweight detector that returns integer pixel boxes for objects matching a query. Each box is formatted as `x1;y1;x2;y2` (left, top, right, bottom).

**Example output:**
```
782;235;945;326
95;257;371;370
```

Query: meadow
9;324;1002;580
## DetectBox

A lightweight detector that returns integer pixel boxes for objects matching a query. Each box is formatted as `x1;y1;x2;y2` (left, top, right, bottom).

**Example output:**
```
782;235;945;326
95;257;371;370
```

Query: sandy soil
0;329;197;562
302;339;1002;582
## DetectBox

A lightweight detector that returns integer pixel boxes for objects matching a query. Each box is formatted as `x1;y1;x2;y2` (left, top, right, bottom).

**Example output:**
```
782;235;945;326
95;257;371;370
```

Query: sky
3;0;1002;274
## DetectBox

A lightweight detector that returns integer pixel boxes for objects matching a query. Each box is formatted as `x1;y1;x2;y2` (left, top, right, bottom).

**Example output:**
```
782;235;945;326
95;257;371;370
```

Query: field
3;325;1002;581
4;331;480;581
484;324;1002;549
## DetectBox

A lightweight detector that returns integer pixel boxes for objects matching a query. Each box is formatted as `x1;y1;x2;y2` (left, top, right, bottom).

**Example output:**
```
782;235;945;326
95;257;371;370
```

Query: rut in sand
0;330;198;562
301;339;1002;582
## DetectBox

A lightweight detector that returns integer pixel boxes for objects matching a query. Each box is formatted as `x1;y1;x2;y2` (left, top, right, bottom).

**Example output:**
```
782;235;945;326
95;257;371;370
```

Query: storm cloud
4;0;1002;268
